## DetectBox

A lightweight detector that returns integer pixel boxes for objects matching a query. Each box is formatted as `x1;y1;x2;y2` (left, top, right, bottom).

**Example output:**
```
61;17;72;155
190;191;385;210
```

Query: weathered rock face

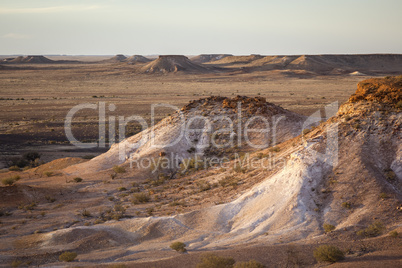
349;76;402;106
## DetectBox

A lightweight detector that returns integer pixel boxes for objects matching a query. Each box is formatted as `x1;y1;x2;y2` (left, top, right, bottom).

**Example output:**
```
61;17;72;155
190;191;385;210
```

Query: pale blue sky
1;0;401;55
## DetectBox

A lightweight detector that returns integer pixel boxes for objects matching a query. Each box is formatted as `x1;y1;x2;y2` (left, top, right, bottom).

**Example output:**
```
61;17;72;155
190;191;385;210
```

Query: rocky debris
349;76;402;106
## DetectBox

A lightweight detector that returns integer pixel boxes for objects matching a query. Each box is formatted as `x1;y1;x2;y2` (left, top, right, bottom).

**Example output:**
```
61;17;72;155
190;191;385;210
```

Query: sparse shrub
118;187;127;191
8;166;20;171
45;196;56;203
196;180;211;192
11;260;22;267
196;253;235;268
170;200;185;207
357;221;385;237
130;187;140;193
2;175;21;186
18;202;36;211
132;192;150;204
341;202;352;209
233;164;247;174
94;219;104;224
146;207;154;215
43;171;53;177
149;177;165;187
73;177;83;183
396;101;402;109
379;192;389;199
256;152;266;159
313;245;344;263
113;165;126;173
23;151;41;162
323;223;335;233
59;251;77;262
385;169;396;182
219;176;239;187
389;230;398;238
170;241;186;252
81;209;91;217
285;244;303;267
269;146;280;153
234;260;265;268
1;178;15;186
302;128;310;135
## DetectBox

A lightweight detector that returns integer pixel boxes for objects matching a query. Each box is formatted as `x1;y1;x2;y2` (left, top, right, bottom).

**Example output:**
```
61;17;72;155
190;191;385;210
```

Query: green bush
2;175;21;186
385;169;396;182
170;241;186;252
269;146;280;152
196;253;235;268
8;166;20;171
11;260;23;267
389;230;398;238
341;202;352;209
59;251;77;262
323;223;335;233
379;192;389;199
357;221;385;237
113;165;126;173
43;171;53;177
234;260;265;268
196;180;211;192
73;177;83;183
313;245;344;263
132;193;150;204
23;152;41;162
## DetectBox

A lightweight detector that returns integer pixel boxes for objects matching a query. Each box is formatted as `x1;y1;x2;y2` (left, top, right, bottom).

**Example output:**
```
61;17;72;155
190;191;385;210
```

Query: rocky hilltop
349;76;402;105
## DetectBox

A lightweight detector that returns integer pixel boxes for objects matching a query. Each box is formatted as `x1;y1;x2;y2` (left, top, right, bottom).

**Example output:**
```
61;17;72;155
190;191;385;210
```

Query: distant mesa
139;55;210;74
207;54;264;65
2;55;54;64
190;54;232;64
244;54;402;75
105;54;127;62
126;55;151;64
